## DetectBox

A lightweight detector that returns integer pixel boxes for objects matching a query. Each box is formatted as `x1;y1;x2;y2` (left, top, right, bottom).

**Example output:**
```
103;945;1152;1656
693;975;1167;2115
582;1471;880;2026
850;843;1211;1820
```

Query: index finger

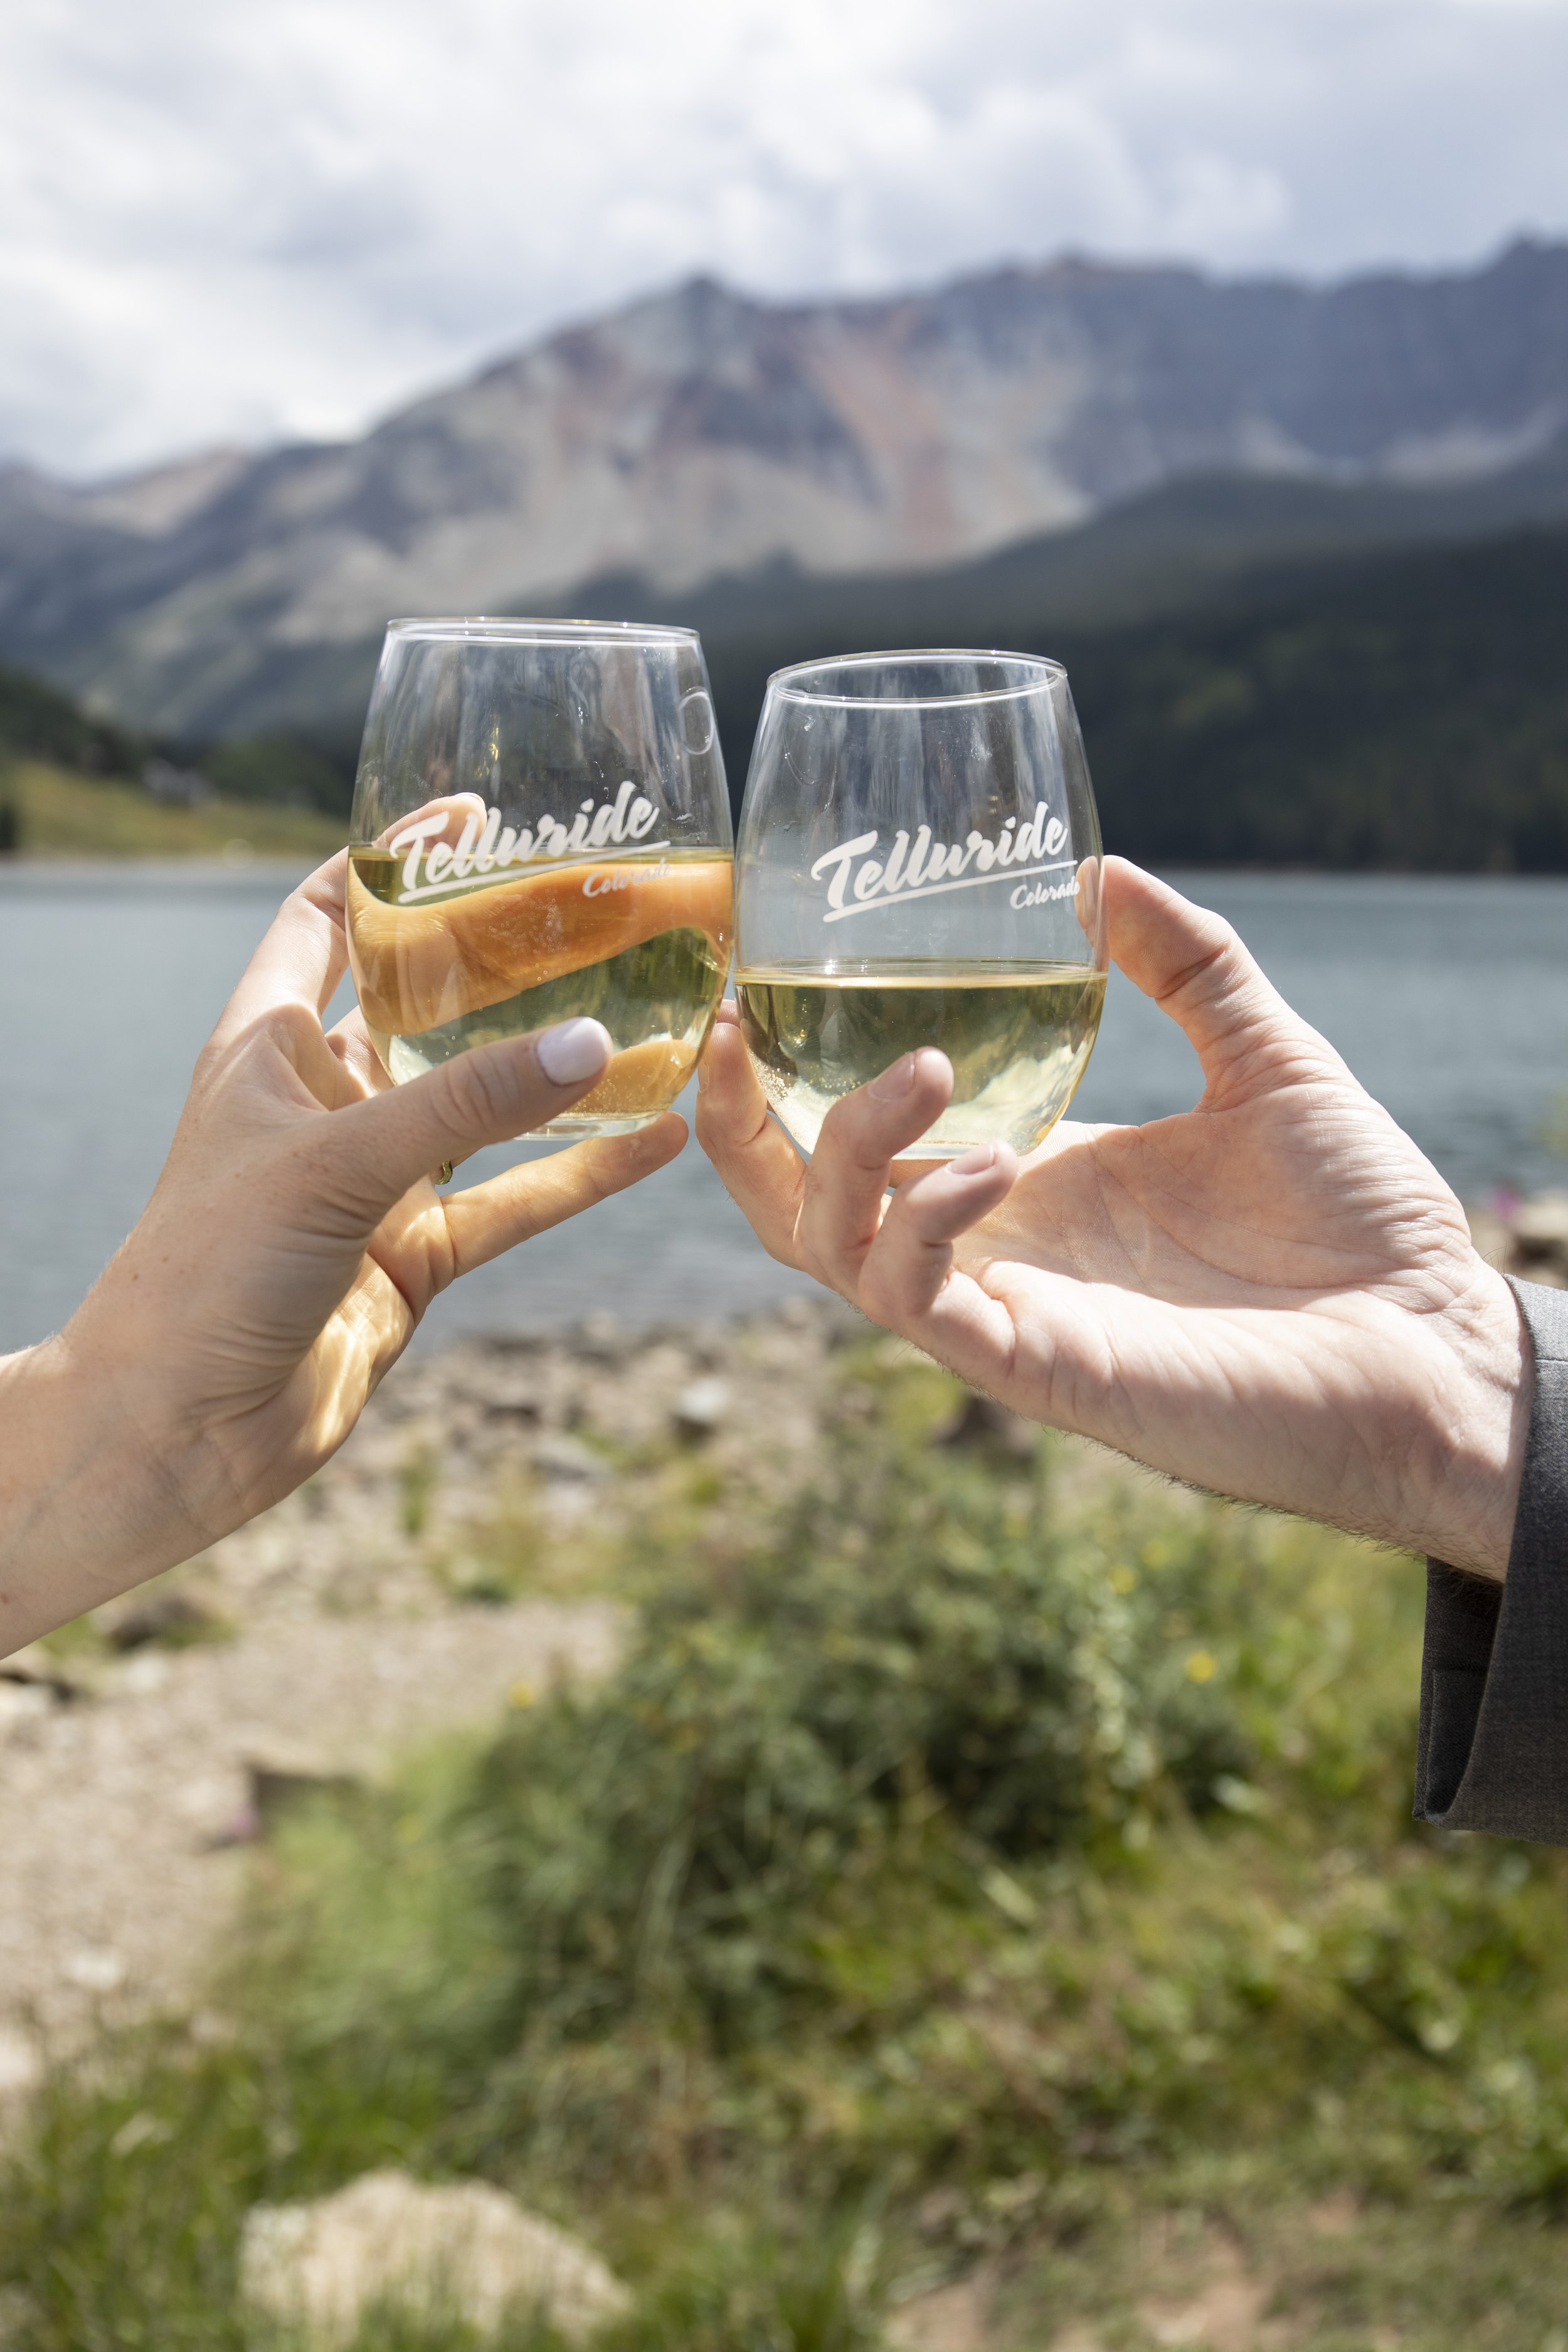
208;851;349;1051
693;1012;808;1268
438;1112;689;1277
794;1049;955;1294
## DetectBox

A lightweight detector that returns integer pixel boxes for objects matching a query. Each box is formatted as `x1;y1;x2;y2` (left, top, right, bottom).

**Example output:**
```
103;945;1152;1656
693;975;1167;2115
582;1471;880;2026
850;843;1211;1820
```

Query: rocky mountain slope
3;236;1567;739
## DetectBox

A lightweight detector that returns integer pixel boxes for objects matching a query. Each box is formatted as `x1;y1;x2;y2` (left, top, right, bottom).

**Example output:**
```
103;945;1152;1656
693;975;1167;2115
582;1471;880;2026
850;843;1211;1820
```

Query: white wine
735;961;1105;1157
348;845;733;1134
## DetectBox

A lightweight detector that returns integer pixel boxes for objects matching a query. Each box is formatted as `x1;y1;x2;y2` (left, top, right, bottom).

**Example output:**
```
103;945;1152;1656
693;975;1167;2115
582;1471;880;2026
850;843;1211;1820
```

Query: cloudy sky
5;0;1568;480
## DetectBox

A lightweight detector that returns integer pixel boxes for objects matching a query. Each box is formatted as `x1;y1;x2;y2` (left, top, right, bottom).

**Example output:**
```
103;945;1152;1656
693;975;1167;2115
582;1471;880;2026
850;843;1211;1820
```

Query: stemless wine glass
346;618;733;1138
734;649;1106;1157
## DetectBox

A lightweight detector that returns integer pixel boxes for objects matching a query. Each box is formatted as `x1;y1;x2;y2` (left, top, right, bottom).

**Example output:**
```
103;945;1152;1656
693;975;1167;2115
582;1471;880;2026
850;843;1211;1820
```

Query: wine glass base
532;1110;669;1139
824;1135;1046;1167
786;1121;1072;1166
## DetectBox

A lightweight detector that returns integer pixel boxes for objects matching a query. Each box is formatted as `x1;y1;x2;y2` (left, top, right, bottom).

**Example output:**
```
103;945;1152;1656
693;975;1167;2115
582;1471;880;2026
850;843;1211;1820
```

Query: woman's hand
0;854;683;1648
698;857;1528;1577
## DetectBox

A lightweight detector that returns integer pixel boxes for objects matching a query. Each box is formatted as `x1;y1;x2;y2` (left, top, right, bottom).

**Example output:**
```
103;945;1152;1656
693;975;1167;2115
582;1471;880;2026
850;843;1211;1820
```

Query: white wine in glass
346;620;733;1137
734;652;1107;1157
736;961;1106;1156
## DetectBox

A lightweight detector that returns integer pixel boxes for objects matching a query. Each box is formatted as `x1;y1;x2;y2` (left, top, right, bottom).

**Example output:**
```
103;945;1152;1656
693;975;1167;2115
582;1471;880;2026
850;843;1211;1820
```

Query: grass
0;757;343;860
6;1347;1568;2347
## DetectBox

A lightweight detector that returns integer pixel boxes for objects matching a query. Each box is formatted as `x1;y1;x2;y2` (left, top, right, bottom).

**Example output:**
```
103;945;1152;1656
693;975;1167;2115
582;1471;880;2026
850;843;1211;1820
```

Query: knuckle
264;1000;320;1052
194;1000;311;1096
862;1229;945;1326
566;1145;617;1207
815;1094;861;1146
440;1044;520;1139
692;1096;728;1155
1158;924;1244;1013
823;1126;893;1185
852;1134;898;1175
854;1258;904;1329
793;1225;844;1294
190;1033;230;1091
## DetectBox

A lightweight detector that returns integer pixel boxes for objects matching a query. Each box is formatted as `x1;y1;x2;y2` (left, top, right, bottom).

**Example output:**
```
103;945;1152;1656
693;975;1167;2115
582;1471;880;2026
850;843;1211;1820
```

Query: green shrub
467;1430;1253;2056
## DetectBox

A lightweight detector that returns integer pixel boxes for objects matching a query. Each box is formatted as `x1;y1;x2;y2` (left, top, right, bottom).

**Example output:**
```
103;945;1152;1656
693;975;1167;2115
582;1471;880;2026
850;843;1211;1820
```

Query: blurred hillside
0;761;343;861
3;240;1568;743
0;664;345;858
13;503;1566;869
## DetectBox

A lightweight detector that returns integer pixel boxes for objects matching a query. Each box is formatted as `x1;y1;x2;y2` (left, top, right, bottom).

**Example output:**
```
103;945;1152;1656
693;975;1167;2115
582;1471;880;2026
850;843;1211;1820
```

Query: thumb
1101;856;1343;1104
317;1017;613;1224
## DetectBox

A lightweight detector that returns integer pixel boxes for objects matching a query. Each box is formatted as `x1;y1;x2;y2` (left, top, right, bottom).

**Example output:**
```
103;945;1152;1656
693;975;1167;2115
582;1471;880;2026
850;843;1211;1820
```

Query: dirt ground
0;1300;867;2077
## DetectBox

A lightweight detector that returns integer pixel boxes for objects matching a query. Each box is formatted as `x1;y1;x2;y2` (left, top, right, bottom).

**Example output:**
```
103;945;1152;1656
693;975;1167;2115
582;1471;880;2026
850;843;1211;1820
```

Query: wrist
1393;1259;1529;1581
0;1315;207;1655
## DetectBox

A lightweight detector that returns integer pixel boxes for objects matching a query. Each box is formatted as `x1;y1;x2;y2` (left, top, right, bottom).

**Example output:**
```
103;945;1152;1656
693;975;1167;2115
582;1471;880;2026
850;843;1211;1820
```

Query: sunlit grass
0;756;342;859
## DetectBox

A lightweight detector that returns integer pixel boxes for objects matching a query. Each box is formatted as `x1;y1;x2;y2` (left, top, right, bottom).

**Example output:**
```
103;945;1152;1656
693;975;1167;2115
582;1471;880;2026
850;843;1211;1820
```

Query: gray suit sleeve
1415;1278;1568;1843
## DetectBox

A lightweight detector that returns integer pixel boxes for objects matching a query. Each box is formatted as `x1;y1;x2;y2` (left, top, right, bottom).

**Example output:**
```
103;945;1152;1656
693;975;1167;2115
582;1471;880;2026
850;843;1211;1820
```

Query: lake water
1;863;1565;1354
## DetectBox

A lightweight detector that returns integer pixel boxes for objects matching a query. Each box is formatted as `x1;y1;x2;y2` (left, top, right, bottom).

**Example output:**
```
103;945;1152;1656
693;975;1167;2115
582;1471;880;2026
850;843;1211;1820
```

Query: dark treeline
6;518;1568;868
0;661;139;777
196;734;354;818
670;524;1568;872
1066;531;1568;870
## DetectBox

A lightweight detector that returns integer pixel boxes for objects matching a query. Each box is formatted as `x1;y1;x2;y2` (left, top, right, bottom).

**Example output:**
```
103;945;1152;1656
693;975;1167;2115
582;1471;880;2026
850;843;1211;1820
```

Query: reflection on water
2;864;1566;1351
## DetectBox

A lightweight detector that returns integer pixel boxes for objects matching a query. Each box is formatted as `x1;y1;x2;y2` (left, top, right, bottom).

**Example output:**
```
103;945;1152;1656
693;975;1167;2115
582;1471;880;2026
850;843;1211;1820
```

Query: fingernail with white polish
950;1143;999;1175
871;1052;918;1101
537;1017;612;1085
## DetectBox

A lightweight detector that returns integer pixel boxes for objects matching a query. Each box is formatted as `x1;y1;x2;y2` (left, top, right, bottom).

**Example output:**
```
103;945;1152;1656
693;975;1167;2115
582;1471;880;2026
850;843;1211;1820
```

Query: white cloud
2;0;1567;476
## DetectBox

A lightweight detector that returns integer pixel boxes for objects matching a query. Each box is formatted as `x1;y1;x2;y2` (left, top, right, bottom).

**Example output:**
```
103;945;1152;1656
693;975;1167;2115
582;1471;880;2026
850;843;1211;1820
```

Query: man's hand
0;853;684;1648
698;857;1528;1577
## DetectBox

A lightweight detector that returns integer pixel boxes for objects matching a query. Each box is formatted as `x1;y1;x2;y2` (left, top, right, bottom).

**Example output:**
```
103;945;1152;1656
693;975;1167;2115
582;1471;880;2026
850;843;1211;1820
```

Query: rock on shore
240;2169;630;2346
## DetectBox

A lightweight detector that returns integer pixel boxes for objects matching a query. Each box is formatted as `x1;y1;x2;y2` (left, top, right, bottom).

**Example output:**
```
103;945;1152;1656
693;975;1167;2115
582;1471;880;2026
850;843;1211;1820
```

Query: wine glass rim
768;647;1066;708
384;615;702;647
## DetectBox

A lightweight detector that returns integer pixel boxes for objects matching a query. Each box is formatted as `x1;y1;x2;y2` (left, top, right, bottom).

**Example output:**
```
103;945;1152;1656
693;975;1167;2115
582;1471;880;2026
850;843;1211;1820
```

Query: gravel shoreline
3;1183;1557;2083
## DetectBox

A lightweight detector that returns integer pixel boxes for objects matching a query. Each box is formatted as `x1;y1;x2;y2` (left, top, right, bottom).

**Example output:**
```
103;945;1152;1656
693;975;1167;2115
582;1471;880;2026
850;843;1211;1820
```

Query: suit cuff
1415;1278;1568;1843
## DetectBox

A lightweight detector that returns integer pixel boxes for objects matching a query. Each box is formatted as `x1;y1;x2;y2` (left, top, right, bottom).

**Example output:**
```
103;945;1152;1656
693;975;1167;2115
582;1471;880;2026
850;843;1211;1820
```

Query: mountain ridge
4;236;1568;739
42;443;1568;757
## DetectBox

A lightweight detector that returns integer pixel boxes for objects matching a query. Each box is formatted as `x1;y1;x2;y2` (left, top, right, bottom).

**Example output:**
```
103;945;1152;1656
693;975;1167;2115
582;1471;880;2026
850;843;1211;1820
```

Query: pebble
673;1375;731;1437
63;1947;125;1993
0;1684;53;1733
0;2026;41;2098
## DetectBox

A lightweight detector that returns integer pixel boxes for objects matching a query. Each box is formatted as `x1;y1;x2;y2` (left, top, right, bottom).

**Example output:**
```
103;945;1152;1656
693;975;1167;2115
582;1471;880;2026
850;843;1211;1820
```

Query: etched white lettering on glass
808;807;1073;923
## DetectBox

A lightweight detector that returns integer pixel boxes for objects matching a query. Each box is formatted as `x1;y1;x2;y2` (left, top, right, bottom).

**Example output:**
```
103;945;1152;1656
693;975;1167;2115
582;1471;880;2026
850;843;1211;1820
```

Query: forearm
0;1329;204;1656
